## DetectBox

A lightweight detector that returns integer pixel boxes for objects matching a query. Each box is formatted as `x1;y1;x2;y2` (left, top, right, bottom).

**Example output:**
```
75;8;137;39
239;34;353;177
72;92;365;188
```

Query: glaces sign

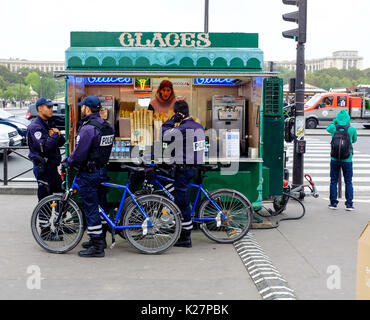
119;32;211;48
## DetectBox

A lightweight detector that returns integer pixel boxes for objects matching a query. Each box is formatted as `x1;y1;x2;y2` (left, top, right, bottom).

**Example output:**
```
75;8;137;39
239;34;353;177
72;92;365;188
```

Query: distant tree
0;66;18;83
25;72;41;93
0;76;6;91
2;84;31;100
39;77;57;100
276;67;296;85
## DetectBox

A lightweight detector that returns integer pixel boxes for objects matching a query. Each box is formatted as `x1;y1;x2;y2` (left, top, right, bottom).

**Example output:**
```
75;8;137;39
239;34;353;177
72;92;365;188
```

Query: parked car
26;102;66;131
0;109;30;145
0;123;23;155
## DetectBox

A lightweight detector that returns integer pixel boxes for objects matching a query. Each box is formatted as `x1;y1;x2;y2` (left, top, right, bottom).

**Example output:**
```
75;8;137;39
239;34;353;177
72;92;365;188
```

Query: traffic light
282;0;307;43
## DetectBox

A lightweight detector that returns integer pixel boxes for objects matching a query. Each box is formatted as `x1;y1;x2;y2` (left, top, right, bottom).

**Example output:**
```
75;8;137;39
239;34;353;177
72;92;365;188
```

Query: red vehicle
304;92;370;129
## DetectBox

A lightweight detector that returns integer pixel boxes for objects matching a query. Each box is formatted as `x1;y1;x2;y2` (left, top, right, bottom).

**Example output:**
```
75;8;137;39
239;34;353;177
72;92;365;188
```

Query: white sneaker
328;205;338;210
345;206;355;212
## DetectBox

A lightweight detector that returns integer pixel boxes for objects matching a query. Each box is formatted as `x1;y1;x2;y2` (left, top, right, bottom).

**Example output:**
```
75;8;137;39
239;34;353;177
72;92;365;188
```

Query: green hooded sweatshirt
326;109;357;162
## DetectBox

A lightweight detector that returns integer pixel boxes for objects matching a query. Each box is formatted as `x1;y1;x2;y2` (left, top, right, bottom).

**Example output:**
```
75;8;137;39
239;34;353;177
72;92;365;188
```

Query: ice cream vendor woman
148;80;176;114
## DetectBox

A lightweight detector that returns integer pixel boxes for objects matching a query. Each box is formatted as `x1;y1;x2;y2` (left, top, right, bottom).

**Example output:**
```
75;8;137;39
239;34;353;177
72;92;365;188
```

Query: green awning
65;47;264;72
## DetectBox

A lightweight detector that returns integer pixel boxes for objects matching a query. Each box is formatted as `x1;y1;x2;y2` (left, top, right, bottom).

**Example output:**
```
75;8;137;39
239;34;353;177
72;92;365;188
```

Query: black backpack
330;124;352;160
86;119;115;166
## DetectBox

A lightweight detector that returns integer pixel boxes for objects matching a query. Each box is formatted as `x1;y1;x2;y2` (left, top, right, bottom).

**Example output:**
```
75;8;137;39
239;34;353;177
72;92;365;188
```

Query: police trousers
173;166;196;235
33;163;62;201
79;167;109;239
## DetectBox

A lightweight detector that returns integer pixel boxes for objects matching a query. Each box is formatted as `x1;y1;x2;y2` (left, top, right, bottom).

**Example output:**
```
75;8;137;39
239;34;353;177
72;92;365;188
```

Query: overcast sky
1;0;369;68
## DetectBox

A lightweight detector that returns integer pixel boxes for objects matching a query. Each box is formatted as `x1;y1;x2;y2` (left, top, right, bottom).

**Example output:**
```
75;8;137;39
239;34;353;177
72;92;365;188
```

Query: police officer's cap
78;95;102;109
36;97;57;108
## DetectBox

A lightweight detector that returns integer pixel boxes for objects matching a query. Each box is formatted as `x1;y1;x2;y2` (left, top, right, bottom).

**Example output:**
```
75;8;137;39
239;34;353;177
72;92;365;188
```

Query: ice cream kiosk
56;31;284;212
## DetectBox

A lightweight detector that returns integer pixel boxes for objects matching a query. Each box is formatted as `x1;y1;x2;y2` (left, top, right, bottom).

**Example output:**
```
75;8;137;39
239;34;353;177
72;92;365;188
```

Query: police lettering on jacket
161;118;205;165
66;113;114;167
27;116;65;165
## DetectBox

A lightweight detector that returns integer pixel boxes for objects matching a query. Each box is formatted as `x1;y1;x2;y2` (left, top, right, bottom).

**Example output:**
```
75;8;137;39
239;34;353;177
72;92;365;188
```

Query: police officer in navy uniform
27;98;65;201
63;95;114;258
161;100;205;248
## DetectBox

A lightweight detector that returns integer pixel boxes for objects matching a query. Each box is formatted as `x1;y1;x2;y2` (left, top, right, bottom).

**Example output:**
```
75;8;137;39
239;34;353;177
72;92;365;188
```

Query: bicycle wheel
123;194;181;254
198;189;253;244
31;194;84;254
116;190;151;239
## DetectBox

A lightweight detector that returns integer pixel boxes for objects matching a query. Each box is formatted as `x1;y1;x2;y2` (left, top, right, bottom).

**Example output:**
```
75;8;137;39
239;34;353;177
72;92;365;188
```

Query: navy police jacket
161;117;205;165
27;116;65;166
66;113;110;168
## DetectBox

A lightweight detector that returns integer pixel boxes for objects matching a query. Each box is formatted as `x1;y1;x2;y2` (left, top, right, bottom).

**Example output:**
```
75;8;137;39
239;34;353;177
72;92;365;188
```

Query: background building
0;58;65;73
271;51;364;71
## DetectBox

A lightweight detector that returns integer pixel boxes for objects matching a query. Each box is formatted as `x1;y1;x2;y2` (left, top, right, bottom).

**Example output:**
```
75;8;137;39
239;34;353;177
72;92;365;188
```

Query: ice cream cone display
129;108;154;147
153;111;175;142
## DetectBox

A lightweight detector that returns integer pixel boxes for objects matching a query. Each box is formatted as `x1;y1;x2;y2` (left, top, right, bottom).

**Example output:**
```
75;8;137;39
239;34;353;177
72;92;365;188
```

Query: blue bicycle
130;164;253;244
31;167;182;254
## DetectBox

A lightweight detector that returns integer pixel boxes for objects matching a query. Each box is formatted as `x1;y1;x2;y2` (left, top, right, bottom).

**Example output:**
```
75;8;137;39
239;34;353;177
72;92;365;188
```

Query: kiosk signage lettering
119;32;211;48
86;77;133;85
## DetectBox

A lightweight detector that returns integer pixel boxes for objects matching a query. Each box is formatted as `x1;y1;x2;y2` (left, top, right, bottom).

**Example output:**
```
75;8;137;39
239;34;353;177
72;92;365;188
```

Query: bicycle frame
65;175;153;231
151;174;226;223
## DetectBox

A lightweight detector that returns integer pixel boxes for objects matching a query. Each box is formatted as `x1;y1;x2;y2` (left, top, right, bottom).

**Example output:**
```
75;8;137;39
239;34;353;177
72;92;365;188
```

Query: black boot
78;238;105;258
81;224;108;249
174;230;192;248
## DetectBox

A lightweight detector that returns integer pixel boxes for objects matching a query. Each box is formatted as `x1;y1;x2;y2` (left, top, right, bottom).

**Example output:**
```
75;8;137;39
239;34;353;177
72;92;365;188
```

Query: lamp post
204;0;209;33
39;76;43;98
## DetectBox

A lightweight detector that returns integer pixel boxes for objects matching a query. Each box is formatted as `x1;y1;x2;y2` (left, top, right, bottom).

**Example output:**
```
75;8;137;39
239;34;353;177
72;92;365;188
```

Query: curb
0;185;37;195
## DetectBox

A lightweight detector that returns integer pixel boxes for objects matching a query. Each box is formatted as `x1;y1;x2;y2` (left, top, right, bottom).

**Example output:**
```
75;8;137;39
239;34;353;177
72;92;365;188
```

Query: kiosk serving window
66;75;262;162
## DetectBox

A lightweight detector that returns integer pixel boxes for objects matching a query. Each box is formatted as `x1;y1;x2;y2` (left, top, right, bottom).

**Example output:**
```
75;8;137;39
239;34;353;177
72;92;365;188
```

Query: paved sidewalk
253;195;369;300
0;193;367;300
0;195;260;300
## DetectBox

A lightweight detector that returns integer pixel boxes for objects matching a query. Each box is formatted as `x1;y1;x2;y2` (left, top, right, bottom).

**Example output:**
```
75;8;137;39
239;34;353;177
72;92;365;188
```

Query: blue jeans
330;160;353;207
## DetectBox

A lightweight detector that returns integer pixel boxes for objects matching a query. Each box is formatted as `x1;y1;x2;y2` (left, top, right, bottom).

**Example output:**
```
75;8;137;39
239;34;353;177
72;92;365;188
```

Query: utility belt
81;161;107;173
32;155;47;167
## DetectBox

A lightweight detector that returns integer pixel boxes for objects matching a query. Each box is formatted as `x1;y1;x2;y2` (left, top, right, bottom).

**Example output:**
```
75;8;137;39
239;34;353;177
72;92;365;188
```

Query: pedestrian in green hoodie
326;109;357;211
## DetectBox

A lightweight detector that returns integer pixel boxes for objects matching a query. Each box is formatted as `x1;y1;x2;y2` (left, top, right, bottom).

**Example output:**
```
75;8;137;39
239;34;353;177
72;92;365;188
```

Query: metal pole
3;148;8;186
40;76;43;98
204;0;209;33
292;41;305;188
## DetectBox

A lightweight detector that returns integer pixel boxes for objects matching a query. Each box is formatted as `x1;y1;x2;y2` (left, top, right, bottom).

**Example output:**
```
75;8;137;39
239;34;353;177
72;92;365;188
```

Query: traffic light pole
293;41;305;187
282;0;307;188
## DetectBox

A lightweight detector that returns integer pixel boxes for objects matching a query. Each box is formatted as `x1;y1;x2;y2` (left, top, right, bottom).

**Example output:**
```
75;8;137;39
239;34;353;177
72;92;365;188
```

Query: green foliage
0;67;63;100
25;72;41;91
0;76;6;91
2;84;31;100
276;67;296;85
277;67;370;91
